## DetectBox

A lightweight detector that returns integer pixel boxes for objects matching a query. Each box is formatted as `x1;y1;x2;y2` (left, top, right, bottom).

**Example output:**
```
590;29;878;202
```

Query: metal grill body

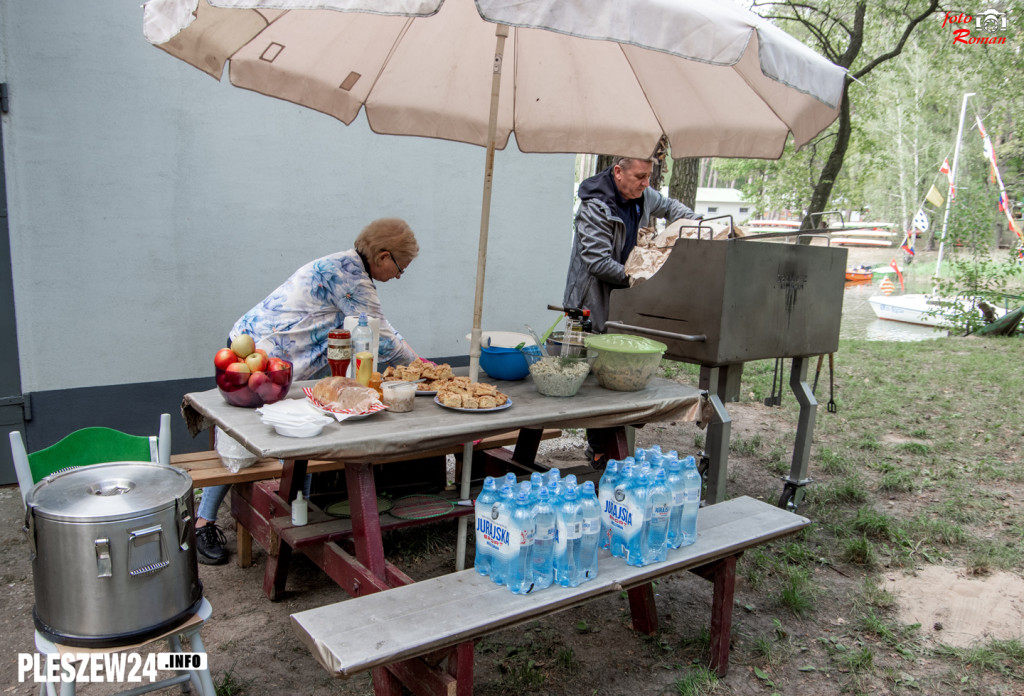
606;237;847;509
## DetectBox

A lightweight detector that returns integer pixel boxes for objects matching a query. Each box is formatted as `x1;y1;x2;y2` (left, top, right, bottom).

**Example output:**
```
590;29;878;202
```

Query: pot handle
128;525;169;576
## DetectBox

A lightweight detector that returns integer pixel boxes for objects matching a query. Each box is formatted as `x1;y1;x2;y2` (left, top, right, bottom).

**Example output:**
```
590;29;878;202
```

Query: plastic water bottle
531;486;556;590
597;459;620;550
665;457;686;550
529;472;545;503
645;469;672;564
473;476;500;576
608;463;634;558
506;483;536;594
623;468;650;567
352;312;374;385
545;468;562;500
579;481;602;581
554;482;583;587
679;456;702;546
504;472;518;489
489;485;516;585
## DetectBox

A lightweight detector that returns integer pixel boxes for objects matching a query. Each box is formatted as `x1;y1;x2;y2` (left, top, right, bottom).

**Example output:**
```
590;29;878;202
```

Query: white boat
868;294;1004;327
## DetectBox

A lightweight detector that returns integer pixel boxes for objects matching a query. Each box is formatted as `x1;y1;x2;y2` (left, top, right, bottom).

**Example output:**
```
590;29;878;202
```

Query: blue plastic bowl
479;345;541;381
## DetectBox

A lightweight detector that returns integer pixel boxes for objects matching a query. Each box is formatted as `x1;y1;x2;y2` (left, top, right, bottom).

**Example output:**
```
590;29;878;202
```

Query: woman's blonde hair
354;218;419;266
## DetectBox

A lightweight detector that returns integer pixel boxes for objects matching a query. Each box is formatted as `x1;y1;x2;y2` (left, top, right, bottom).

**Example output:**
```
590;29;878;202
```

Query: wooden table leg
627;584;659;635
344;461;388;582
708;555;738;677
235;520;252;568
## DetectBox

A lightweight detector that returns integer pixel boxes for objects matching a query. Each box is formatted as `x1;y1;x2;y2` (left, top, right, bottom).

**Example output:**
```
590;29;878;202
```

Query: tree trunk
801;88;852;233
595;155;615;175
669;157;700;209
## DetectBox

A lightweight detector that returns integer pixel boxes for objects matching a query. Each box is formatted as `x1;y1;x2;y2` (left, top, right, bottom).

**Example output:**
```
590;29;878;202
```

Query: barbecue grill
606;228;848;509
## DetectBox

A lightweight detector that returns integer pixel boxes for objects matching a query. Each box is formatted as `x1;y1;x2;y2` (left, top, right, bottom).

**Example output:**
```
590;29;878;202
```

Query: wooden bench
290;495;810;694
170;429;563;565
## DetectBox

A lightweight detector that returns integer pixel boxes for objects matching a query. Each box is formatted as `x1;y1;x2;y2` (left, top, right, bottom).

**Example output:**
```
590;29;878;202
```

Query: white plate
272;421;328;438
433;395;512;413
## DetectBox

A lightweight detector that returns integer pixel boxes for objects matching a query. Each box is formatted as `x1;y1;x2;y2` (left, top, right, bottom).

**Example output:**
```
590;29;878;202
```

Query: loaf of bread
311;376;380;411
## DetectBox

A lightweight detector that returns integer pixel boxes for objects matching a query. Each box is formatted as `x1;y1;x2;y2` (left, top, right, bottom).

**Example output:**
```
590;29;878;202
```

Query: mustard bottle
355;351;374;386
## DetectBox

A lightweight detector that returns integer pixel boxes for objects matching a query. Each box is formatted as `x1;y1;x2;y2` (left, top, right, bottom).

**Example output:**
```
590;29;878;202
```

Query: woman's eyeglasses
386;250;405;278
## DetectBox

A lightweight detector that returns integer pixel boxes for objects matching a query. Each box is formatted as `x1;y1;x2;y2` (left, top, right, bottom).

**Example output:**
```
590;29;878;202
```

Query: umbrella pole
456;22;510;571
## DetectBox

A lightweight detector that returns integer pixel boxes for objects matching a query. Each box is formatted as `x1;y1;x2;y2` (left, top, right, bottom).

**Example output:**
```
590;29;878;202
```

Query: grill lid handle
604;321;706;343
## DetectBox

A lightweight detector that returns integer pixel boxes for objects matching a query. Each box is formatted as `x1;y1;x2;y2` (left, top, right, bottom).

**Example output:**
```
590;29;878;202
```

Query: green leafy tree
751;0;941;230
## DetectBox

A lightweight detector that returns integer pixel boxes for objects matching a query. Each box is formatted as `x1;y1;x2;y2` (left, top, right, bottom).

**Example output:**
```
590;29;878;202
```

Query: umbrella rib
618;42;667;156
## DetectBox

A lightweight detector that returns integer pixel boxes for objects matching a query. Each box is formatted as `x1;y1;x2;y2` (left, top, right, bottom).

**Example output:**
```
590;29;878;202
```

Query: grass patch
817;447;853;474
214;668;249;696
878;468;916;492
967;540;1024;574
674;665;719;696
777;565;816;617
842;536;878;567
934;638;1024;678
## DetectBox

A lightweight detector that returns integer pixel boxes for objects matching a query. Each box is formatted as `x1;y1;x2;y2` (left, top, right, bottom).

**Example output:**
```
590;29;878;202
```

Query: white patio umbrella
142;0;846;566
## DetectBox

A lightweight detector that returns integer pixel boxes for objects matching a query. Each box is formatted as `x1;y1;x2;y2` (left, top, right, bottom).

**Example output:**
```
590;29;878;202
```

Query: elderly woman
196;217;421;565
230;217;420;380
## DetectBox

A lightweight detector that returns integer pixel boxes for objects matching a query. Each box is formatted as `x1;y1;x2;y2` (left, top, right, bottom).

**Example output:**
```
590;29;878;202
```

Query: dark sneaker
584;445;608;469
195;523;228;565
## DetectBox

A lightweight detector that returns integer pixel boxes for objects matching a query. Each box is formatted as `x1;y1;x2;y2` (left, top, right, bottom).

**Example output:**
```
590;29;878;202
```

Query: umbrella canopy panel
144;0;846;159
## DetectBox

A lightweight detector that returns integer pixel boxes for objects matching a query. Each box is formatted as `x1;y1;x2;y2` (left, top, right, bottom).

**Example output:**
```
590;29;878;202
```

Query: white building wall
1;0;575;392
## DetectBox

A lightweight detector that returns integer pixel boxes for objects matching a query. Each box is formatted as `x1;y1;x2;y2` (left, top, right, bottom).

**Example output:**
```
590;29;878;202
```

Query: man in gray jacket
563;156;699;466
563;156;699;333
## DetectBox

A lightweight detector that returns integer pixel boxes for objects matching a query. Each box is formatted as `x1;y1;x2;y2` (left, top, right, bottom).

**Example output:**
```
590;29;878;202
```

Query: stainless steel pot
25;461;202;647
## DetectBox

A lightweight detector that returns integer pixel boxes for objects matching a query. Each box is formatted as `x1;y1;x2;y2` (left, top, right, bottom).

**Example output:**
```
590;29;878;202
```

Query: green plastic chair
9;414;171;505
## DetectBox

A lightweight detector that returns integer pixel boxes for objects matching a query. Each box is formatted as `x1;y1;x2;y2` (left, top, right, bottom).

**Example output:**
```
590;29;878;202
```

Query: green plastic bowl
584;334;667;391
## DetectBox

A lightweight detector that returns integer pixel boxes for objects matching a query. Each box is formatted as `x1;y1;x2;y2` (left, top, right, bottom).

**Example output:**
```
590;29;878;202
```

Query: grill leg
781;357;816;510
699;366;732;505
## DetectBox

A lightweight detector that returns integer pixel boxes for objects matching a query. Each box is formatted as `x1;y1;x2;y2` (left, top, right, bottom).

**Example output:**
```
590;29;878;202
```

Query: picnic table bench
291;495;810;694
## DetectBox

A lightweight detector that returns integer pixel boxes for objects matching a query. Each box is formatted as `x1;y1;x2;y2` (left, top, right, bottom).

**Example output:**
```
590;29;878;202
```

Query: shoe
195;523;228;565
585;446;609;470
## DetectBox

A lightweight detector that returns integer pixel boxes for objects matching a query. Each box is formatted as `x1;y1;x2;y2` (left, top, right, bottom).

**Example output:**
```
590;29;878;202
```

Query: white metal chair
33;597;216;696
9;414;171;505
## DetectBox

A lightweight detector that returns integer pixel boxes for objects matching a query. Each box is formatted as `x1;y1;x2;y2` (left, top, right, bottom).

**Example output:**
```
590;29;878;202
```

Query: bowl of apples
214;335;293;408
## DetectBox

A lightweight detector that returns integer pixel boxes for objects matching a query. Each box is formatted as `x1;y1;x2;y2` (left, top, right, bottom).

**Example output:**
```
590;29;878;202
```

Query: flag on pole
890;258;905;291
940;158;955;201
912;209;929;232
925;184;945;208
900;231;916;257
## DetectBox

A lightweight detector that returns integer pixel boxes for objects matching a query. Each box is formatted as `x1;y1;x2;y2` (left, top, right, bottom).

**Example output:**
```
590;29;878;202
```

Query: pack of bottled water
597;446;702;567
474;469;602;594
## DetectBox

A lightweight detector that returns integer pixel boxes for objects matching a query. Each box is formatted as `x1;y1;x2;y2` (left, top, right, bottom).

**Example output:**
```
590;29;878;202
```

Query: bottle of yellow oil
355;351;374;386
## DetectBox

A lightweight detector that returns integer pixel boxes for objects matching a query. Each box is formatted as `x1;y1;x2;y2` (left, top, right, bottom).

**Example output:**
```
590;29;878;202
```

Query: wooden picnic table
181;375;706;694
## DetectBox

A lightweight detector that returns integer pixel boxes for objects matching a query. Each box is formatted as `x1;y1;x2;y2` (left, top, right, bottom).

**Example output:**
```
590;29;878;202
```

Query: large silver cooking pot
25;461;202;647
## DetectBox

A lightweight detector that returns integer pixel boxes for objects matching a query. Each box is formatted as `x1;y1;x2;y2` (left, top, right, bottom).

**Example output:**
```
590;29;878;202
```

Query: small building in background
694;187;752;224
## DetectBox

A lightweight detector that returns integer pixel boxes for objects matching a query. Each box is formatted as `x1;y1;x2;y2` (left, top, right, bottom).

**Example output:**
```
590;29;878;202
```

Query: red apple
230;334;256;358
214;347;240;371
223;361;251;387
253;375;281;402
245;351;269;373
267;358;292;385
247;369;270;390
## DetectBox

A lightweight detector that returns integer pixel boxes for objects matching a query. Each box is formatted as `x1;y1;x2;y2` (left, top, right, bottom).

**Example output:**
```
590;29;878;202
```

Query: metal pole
934;92;974;288
456;23;509;572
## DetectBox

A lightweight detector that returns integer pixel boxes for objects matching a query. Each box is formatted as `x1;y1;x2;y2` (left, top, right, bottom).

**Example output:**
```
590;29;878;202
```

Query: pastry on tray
435;378;508;409
382;358;455;391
